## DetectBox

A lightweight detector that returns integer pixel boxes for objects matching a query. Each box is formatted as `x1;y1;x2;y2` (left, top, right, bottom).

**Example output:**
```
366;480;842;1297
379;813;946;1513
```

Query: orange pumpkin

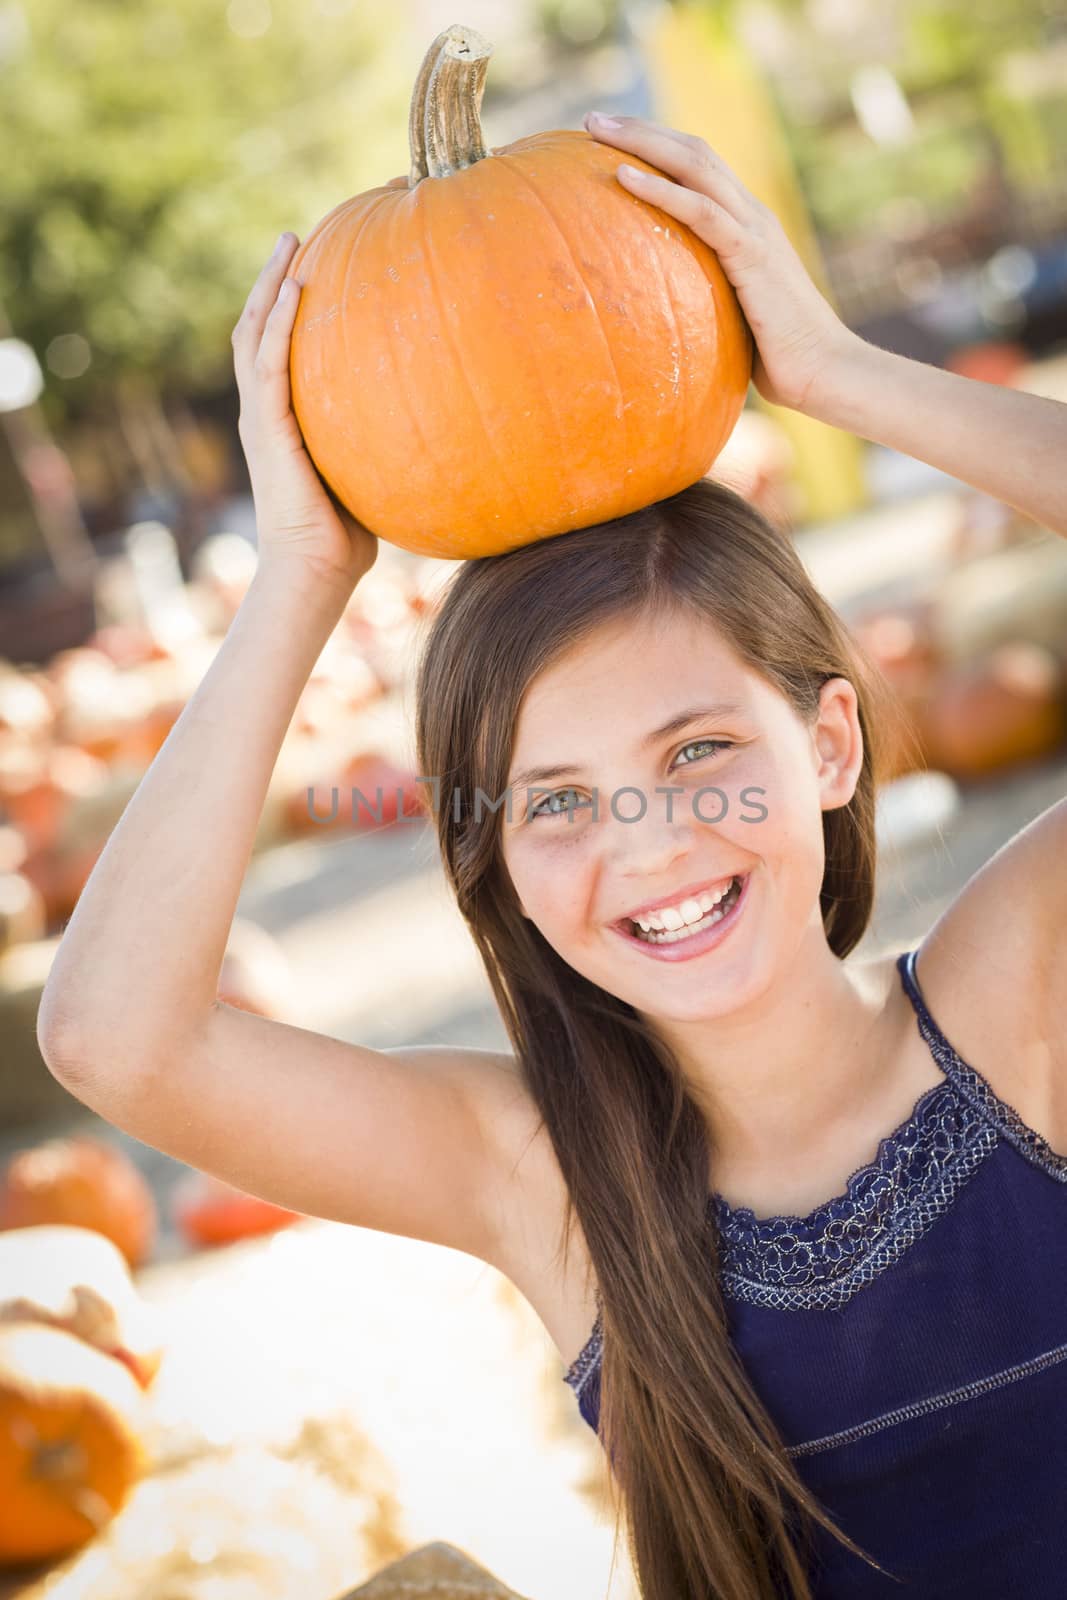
920;644;1067;779
0;1225;165;1390
171;1170;301;1248
0;1136;158;1270
288;750;427;836
20;839;104;929
0;744;106;858
288;24;752;559
945;341;1027;386
0;1322;146;1566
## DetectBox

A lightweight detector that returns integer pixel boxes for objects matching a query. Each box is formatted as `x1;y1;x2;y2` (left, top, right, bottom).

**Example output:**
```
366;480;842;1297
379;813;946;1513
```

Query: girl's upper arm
917;792;1067;1106
47;1004;535;1269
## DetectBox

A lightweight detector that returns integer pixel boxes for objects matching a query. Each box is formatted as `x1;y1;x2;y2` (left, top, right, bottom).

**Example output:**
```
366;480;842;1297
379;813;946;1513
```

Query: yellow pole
643;0;868;523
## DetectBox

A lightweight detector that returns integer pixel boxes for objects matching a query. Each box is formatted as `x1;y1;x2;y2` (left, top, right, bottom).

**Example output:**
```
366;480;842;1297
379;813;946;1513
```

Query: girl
38;113;1067;1599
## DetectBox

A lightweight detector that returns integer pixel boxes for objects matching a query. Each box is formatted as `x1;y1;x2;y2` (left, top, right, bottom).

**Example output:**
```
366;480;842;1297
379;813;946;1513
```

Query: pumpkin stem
408;24;494;186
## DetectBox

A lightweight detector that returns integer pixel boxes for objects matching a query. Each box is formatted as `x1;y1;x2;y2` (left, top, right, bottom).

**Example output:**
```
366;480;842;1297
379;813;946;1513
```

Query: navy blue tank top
563;946;1067;1595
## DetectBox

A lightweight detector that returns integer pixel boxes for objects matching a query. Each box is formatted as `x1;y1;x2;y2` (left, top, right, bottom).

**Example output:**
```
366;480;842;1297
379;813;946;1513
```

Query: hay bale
336;1541;532;1598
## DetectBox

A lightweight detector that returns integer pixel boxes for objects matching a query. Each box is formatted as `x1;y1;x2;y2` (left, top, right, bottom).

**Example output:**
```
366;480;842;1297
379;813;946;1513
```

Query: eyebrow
506;702;748;793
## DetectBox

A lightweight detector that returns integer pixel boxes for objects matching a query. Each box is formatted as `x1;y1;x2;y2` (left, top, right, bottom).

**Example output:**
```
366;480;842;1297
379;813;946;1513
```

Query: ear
812;677;864;811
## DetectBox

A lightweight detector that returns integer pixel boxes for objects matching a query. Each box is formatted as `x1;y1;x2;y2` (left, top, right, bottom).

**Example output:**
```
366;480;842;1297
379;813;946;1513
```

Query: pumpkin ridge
384;188;436;474
295;186;396;512
418;174;531;532
490;147;628;509
630;184;690;483
322;191;394;513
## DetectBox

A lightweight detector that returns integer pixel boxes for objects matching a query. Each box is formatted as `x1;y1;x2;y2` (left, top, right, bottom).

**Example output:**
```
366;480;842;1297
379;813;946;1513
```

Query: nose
605;789;701;884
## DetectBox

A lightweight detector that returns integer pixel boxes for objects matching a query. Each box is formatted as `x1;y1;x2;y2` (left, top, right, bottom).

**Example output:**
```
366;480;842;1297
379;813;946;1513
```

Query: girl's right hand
231;231;379;593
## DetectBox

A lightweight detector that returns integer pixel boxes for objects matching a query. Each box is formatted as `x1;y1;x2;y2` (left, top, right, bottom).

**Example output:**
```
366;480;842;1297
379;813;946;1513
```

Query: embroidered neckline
707;1075;950;1234
706;1073;995;1309
564;945;1067;1387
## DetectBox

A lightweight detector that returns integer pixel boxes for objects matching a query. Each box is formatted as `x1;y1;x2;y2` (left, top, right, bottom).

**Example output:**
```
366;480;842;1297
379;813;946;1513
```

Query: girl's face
499;607;862;1024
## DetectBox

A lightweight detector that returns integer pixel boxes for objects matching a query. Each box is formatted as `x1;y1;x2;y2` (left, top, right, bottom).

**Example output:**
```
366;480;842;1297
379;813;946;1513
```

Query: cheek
756;769;827;892
734;753;823;865
506;835;594;932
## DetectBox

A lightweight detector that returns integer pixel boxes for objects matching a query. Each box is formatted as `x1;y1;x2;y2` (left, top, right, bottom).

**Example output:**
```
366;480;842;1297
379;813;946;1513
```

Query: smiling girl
38;114;1067;1599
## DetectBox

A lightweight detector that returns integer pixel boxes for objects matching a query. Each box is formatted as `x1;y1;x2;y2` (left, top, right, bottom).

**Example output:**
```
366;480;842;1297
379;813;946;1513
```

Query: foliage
759;0;1065;241
0;0;413;428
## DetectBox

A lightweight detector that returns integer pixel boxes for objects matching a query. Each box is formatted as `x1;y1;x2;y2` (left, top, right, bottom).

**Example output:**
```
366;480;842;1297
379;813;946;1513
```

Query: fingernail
587;111;622;128
273;232;291;255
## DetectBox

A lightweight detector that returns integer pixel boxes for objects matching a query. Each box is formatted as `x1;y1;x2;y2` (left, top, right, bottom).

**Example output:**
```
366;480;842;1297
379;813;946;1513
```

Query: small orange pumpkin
0;1136;158;1270
920;644;1067;779
289;24;752;559
171;1170;301;1248
0;1321;146;1567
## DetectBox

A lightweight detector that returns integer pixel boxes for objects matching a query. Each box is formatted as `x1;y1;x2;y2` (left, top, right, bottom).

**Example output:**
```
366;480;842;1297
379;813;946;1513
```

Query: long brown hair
413;476;904;1598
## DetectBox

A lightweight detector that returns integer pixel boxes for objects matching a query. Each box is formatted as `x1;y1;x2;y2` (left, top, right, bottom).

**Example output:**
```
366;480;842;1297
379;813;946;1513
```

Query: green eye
527;740;731;821
673;738;731;768
529;788;589;820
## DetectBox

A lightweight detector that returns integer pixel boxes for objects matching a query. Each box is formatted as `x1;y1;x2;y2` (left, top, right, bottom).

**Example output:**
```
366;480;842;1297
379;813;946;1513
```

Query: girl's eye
672;738;731;769
528;740;731;821
529;787;589;821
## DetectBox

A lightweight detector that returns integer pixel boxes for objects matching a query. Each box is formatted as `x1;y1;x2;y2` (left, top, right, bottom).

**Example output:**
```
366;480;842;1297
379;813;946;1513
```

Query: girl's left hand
583;111;858;416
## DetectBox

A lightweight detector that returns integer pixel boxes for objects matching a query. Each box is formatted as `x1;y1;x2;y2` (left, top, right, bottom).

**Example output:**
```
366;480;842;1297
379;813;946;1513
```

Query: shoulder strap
897;947;1067;1181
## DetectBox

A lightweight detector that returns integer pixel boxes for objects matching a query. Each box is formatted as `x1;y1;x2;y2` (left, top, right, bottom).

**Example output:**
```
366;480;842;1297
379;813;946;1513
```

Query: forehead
511;609;764;752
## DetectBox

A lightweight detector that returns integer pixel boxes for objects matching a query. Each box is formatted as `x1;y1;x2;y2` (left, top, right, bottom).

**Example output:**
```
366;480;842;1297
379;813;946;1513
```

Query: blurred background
2;1;1067;1596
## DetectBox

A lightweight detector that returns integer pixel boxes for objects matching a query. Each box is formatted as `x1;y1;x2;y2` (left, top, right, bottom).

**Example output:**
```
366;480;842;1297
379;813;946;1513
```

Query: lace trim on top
563;1306;603;1401
564;946;1067;1389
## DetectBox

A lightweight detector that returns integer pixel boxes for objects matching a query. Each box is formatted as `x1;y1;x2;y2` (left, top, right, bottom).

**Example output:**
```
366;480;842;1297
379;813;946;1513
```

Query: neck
646;921;894;1176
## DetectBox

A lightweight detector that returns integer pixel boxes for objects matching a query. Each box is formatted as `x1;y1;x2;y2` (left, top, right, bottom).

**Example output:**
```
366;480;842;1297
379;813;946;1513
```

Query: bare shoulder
895;792;1067;1151
455;1046;599;1371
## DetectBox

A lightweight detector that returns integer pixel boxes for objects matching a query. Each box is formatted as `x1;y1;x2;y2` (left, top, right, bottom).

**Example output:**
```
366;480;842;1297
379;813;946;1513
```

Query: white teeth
629;875;743;945
634;878;736;932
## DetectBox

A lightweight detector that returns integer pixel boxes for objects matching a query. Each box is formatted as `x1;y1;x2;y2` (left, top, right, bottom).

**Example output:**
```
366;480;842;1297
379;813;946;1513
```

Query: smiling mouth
620;874;747;943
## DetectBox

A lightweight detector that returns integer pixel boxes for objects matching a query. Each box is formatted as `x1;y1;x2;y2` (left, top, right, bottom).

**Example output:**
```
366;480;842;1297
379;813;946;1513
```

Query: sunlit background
2;1;1067;1595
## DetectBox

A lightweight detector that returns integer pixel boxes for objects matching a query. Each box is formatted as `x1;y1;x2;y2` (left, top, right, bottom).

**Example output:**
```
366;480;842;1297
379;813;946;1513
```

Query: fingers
251;275;303;429
583;112;765;225
231;232;300;395
613;163;757;268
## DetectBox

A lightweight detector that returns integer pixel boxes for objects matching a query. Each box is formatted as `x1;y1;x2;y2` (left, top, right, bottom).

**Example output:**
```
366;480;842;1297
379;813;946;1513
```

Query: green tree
0;0;414;430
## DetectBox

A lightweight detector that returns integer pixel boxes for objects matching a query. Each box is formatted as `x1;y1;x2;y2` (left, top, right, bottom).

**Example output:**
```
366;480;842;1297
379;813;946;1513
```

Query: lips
615;872;743;929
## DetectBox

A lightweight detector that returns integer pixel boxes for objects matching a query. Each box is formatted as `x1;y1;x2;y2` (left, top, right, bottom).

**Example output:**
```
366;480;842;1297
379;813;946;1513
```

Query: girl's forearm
38;558;354;1071
807;334;1067;539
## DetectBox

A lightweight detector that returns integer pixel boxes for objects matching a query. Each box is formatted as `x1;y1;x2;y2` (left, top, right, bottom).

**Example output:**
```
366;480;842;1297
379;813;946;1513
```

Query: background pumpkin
919;643;1067;779
0;1321;147;1567
289;24;752;560
0;1136;158;1270
170;1170;301;1248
